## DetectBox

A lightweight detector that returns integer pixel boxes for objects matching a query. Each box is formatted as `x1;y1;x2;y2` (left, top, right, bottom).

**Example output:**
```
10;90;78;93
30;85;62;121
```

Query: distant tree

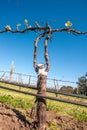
60;85;74;93
78;73;87;95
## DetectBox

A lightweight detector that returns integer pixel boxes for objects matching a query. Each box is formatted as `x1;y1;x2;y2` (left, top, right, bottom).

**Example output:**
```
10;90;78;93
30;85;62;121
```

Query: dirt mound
0;103;87;130
46;111;87;130
0;103;30;130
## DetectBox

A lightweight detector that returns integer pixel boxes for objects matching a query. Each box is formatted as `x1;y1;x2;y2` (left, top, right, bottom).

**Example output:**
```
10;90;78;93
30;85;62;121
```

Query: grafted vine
0;20;87;130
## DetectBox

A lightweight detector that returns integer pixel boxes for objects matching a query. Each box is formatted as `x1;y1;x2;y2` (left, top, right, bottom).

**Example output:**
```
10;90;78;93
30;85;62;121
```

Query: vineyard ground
0;103;87;130
0;83;87;130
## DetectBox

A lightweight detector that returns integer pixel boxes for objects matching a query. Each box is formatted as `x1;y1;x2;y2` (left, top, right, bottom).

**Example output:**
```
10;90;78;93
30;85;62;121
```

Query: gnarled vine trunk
37;74;47;130
33;34;50;130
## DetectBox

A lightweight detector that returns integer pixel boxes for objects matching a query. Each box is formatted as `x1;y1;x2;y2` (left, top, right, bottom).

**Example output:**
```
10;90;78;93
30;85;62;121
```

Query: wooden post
28;75;31;86
9;61;14;81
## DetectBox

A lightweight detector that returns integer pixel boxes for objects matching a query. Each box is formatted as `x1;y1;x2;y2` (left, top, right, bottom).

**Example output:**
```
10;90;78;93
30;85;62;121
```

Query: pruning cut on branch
0;20;87;35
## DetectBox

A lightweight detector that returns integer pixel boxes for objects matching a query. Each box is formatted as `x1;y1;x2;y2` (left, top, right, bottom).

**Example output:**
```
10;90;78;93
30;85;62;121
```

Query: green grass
0;82;87;122
0;94;34;109
68;108;87;121
47;99;87;121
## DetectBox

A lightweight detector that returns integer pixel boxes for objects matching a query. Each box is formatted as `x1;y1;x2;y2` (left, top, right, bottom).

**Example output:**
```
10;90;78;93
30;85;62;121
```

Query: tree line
58;73;87;96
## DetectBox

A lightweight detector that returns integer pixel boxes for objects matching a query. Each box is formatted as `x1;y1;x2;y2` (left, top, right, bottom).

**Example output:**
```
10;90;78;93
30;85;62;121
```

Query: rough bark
37;74;47;130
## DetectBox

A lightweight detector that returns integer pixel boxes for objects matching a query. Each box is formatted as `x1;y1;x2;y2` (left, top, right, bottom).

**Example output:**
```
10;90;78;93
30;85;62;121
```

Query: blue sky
0;0;87;82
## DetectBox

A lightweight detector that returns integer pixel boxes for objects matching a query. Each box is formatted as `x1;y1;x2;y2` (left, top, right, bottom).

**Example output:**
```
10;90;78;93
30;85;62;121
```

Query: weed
47;119;59;130
68;107;87;121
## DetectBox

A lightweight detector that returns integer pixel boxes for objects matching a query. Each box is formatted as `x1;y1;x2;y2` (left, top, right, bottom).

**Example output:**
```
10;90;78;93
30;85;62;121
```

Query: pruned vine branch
44;32;51;72
0;26;87;35
0;21;87;72
0;21;87;35
33;33;45;71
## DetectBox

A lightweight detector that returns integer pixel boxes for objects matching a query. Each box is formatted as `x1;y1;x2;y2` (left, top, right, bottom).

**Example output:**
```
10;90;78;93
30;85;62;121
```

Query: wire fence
0;71;77;89
0;85;87;107
0;71;87;107
0;71;87;98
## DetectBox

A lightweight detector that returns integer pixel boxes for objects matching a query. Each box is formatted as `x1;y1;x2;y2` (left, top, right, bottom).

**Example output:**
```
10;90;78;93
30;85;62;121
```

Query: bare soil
0;103;87;130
